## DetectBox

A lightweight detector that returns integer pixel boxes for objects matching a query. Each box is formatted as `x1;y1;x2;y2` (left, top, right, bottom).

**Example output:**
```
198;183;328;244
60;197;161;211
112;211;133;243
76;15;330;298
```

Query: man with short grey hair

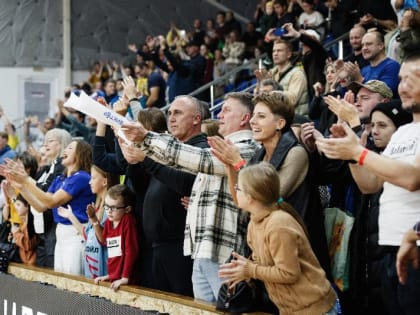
121;92;259;302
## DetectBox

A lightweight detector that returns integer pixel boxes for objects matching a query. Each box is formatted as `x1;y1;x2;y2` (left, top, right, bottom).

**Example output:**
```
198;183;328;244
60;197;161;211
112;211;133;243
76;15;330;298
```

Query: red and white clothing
102;214;139;281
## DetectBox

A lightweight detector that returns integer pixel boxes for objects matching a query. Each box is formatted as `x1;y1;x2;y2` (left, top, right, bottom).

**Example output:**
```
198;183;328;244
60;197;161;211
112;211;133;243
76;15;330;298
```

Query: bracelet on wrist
357;148;369;166
233;159;246;172
129;97;138;103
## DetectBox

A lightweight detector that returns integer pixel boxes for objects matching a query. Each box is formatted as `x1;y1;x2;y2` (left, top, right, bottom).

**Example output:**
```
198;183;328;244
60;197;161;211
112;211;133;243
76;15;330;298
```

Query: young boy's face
104;196;129;223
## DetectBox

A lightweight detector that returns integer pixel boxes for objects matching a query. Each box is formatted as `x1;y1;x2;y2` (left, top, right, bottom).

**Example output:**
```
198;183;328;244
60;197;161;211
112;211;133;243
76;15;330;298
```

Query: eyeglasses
103;204;127;212
234;184;242;192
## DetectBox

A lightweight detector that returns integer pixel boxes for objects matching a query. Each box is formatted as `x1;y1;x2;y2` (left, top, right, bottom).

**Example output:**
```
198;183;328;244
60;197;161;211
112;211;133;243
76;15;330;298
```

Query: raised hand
208;136;241;166
118;137;146;164
1;180;15;202
316;123;363;160
122;76;138;100
300;122;321;152
121;121;148;143
313;82;324;97
343;61;362;82
113;99;129;117
324;95;360;127
86;203;97;219
4;159;29;184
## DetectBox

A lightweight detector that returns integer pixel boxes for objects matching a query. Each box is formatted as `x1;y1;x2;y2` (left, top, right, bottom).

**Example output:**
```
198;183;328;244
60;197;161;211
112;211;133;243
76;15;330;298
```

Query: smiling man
121;92;259;302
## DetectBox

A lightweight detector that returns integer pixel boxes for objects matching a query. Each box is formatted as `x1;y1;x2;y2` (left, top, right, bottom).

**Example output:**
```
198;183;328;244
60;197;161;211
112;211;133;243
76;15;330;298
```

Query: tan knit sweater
244;209;336;315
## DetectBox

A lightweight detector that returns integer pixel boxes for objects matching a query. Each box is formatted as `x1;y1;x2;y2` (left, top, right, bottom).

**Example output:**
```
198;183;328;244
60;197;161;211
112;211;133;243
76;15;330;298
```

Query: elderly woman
3;139;95;275
32;128;73;268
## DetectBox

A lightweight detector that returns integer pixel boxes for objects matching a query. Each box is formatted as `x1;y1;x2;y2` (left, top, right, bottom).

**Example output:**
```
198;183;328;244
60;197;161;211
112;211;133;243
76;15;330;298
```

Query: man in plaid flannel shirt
122;92;260;302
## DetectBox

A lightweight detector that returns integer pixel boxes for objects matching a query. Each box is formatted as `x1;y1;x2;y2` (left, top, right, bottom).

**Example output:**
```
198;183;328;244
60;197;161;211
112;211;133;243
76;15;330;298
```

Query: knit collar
250;208;272;223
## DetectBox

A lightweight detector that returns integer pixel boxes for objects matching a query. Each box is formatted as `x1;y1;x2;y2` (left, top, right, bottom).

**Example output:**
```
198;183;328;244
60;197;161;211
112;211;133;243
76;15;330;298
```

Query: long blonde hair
238;162;309;237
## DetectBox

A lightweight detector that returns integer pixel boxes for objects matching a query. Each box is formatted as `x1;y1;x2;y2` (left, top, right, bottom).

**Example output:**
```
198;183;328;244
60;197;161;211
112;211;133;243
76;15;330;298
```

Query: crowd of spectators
1;1;420;314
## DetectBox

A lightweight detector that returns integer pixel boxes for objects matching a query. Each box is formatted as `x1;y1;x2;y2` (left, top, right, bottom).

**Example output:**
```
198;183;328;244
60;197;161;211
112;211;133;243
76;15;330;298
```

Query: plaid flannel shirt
142;130;260;263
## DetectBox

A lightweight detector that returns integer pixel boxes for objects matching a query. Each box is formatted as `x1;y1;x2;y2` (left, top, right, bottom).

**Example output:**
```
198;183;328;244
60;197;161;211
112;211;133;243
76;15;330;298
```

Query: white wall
0;67;89;123
0;67;64;122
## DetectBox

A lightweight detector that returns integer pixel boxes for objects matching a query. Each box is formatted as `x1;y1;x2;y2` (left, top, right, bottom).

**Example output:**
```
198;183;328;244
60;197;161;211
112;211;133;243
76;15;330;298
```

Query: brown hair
273;38;293;53
91;164;120;189
107;184;136;208
72;139;92;174
201;119;222;137
0;131;8;140
138;108;168;132
224;92;255;114
238;162;309;237
253;91;295;130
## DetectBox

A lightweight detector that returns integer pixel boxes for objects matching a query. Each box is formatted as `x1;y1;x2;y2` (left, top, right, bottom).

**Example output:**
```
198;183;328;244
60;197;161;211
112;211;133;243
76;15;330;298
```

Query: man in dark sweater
120;95;209;296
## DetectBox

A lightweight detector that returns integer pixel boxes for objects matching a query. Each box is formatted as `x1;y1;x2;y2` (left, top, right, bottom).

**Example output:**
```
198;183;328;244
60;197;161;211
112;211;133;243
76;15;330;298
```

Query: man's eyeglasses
104;204;127;212
234;184;242;192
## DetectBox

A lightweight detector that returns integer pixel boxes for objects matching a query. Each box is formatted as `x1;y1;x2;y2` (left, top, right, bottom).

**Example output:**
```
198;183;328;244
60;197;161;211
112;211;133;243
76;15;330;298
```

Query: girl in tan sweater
219;162;337;315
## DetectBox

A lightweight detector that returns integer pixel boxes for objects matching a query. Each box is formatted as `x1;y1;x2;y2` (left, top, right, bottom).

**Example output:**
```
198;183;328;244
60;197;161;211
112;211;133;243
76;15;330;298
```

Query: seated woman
218;162;337;314
3;139;95;275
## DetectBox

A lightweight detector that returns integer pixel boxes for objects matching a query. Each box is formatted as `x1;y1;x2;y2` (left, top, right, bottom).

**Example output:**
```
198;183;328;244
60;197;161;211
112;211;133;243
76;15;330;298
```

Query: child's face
104;196;129;223
89;167;107;195
14;200;28;217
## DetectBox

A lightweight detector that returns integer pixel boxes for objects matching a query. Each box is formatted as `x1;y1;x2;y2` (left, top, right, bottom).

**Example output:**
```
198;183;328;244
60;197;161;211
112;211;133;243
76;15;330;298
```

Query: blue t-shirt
147;71;167;108
361;57;400;97
48;170;95;224
83;210;108;278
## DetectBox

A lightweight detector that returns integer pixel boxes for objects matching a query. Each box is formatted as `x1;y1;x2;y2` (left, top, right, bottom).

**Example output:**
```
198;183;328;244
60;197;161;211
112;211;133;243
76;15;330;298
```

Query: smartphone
274;28;286;36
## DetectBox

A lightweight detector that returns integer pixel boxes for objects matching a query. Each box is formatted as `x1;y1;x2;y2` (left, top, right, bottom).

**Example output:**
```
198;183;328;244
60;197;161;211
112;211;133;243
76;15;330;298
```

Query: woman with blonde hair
219;162;337;315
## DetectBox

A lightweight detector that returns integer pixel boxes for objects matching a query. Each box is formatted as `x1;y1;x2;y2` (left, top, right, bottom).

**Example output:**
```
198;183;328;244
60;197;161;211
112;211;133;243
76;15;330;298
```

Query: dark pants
381;247;420;315
151;241;193;297
35;223;56;268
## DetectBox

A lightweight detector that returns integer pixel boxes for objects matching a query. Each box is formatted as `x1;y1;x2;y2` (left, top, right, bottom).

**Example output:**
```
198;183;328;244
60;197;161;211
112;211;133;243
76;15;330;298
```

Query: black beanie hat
370;100;413;129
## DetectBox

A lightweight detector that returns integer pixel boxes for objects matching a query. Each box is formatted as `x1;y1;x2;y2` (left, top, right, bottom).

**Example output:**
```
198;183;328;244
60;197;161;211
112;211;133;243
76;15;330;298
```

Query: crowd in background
1;0;420;314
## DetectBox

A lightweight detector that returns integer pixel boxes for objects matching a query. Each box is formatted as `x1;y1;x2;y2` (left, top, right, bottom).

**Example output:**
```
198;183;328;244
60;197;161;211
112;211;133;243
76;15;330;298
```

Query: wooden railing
7;263;269;315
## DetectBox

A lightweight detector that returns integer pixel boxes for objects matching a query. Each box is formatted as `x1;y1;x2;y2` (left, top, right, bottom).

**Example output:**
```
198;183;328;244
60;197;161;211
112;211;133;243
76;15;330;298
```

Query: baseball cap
348;80;393;99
